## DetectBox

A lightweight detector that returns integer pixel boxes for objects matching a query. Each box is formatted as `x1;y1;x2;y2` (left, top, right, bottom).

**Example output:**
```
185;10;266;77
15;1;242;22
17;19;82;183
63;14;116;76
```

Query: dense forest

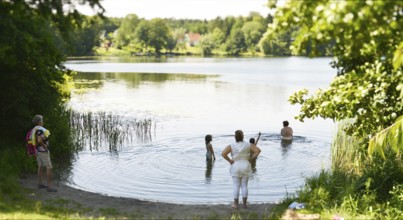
0;0;402;219
69;12;275;56
69;12;330;57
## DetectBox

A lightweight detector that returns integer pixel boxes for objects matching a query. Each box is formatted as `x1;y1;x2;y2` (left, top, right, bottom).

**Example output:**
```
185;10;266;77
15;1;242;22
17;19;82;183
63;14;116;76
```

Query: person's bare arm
221;145;233;164
208;144;216;160
255;132;261;145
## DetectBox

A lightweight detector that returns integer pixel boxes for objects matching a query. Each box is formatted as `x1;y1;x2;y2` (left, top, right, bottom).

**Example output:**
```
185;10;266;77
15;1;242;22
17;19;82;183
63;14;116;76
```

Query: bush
293;122;403;217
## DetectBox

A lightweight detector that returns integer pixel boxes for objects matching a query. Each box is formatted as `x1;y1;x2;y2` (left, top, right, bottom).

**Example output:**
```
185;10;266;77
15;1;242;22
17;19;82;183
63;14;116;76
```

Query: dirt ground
19;174;277;219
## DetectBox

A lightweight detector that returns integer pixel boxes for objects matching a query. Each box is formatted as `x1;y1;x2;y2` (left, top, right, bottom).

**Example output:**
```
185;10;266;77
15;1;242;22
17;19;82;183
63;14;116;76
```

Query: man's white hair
32;115;43;125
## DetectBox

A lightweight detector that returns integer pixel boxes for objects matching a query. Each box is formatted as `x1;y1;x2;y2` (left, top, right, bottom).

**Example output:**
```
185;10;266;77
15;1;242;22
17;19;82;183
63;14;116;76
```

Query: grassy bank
281;121;403;219
1;178;85;220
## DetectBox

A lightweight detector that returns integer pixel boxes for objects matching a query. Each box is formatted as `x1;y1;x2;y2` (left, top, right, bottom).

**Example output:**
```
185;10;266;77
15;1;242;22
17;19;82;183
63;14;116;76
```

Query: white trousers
232;176;249;199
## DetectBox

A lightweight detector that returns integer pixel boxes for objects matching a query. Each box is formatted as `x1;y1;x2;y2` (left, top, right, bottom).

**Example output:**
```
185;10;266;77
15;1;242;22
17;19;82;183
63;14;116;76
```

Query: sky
76;0;272;20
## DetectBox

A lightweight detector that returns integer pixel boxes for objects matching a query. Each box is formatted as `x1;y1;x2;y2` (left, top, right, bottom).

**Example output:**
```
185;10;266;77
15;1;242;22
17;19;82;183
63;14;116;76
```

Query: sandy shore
19;174;277;219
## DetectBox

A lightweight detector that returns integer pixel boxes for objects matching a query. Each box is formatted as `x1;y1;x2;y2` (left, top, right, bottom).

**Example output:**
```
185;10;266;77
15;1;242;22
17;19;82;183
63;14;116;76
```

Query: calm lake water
64;56;336;204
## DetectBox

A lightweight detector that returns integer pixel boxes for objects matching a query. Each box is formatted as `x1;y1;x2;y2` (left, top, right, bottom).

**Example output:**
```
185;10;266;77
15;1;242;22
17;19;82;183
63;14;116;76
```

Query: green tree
199;34;216;56
259;34;290;56
223;16;236;37
211;27;226;46
231;16;244;32
266;2;402;214
134;20;151;52
267;0;402;144
69;16;116;56
245;11;265;23
0;1;105;184
0;0;103;141
241;21;265;53
114;14;141;48
208;17;225;33
166;34;177;53
148;18;171;54
259;26;294;56
225;29;246;55
168;19;207;34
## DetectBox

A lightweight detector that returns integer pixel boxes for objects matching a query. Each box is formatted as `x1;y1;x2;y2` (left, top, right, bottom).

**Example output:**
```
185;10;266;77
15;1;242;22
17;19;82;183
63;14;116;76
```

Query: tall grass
68;110;156;152
331;120;365;175
293;120;403;219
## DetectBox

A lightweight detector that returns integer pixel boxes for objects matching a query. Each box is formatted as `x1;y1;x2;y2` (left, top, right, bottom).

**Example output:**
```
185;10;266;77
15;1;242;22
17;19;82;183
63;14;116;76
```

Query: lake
64;56;336;204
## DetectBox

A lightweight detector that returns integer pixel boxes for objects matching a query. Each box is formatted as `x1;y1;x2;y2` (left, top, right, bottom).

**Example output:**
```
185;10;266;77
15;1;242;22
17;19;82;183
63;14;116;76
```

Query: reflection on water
73;72;215;94
65;57;335;204
250;159;257;174
281;139;293;148
205;160;214;184
281;140;292;160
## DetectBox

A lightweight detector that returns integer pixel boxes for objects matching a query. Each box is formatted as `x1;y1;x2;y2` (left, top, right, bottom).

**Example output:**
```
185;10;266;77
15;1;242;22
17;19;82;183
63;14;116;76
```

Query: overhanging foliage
267;0;403;146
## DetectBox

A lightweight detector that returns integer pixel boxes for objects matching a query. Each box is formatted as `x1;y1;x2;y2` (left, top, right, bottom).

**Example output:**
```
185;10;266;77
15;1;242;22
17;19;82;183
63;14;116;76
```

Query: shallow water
65;56;336;204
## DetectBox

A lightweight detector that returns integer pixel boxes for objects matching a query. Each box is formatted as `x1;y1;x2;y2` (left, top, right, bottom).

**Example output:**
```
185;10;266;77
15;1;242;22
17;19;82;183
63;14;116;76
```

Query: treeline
69;12;330;56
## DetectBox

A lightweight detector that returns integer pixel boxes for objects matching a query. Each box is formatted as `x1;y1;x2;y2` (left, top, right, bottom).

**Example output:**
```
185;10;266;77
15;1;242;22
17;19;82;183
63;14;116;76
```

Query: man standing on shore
32;115;57;192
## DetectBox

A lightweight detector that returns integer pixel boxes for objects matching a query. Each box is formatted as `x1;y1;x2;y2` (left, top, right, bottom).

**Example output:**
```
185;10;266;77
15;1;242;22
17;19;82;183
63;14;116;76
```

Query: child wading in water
249;132;261;169
205;135;216;161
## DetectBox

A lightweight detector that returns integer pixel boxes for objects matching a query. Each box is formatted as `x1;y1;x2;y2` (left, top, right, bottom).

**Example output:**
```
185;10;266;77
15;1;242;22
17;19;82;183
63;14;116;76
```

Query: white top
230;141;251;161
229;141;252;177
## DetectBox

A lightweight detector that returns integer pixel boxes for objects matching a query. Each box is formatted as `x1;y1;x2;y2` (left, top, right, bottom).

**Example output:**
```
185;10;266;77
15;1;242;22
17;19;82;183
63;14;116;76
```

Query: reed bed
68;110;155;152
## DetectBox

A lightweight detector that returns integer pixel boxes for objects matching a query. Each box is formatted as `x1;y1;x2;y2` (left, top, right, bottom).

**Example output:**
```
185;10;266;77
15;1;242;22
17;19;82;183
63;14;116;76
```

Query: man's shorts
36;152;53;168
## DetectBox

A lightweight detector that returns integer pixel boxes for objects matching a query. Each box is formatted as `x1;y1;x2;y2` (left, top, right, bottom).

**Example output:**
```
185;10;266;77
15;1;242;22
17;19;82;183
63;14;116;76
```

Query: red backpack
25;129;37;156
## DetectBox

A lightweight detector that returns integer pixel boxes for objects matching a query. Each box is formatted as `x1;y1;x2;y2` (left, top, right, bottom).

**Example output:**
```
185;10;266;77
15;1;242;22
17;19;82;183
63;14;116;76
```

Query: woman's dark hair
249;138;255;144
235;130;244;142
205;134;212;144
283;120;289;127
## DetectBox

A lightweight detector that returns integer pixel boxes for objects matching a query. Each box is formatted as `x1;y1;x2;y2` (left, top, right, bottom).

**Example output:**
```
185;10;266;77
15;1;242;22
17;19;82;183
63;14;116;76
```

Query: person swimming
281;121;293;140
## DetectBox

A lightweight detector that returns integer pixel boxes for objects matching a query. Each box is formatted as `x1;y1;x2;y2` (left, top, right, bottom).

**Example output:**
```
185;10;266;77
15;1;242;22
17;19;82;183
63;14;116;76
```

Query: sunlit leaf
393;42;403;70
368;116;403;159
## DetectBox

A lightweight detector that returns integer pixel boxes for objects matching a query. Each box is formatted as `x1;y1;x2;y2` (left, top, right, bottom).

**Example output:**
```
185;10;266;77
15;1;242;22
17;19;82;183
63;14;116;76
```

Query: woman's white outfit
229;141;251;199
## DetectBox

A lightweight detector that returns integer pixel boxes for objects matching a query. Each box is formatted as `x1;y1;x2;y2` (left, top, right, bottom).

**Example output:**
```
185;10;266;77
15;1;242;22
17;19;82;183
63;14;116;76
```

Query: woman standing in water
205;134;216;161
222;130;261;209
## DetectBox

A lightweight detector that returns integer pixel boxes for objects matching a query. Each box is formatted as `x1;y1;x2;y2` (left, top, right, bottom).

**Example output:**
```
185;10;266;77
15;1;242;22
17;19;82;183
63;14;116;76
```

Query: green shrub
293;122;402;217
360;150;403;202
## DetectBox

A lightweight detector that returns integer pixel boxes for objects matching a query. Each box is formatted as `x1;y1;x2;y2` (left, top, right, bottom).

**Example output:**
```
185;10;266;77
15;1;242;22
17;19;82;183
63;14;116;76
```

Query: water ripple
67;133;330;204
